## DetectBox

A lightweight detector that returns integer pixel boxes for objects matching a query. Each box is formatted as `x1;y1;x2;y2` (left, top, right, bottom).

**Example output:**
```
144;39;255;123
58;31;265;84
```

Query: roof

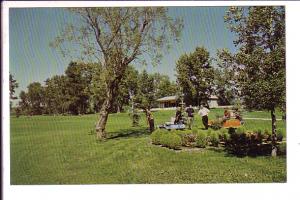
209;95;219;100
157;95;218;102
157;95;178;102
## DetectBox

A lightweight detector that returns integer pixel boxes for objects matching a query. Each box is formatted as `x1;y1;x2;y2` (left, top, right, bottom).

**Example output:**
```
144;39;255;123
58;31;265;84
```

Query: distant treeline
14;62;178;116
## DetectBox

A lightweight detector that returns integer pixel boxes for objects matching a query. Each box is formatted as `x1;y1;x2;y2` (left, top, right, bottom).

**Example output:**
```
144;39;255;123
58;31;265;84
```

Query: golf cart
158;117;186;130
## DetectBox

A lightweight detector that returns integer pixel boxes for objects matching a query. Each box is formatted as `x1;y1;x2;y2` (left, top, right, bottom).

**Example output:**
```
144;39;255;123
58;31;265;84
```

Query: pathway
243;117;283;121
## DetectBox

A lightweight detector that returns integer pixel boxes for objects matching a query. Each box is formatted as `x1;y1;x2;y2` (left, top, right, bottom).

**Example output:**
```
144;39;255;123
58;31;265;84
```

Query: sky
9;7;237;103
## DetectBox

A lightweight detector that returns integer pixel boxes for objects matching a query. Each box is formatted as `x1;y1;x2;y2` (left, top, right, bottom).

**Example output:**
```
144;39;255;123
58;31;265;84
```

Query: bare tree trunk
95;68;125;140
95;86;114;140
271;108;277;157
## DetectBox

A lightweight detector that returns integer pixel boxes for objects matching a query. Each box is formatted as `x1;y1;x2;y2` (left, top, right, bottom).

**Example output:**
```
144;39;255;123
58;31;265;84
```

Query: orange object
223;119;241;128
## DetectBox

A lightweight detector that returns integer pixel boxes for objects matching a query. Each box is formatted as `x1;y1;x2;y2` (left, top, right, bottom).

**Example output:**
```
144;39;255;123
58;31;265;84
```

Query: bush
277;142;286;156
264;129;271;140
174;130;196;147
218;128;229;142
210;132;220;147
150;129;162;145
206;129;212;142
160;132;182;150
225;129;272;156
196;131;208;148
277;129;284;141
151;129;168;145
236;127;246;135
210;120;222;130
223;132;230;142
191;127;198;135
220;128;227;135
228;127;236;134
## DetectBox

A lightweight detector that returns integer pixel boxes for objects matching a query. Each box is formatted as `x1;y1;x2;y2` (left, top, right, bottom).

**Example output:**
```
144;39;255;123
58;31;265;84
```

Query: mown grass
10;109;286;184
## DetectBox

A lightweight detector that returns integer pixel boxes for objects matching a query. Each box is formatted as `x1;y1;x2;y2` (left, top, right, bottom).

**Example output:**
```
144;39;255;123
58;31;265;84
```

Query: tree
153;73;177;99
44;75;69;114
225;6;285;156
51;8;183;140
176;47;215;106
18;90;29;115
135;70;156;109
64;62;96;115
113;66;140;113
214;48;238;105
26;82;45;115
9;73;19;109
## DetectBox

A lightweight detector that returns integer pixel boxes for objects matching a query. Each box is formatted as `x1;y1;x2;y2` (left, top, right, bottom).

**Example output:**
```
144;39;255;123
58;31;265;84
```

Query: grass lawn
10;109;286;184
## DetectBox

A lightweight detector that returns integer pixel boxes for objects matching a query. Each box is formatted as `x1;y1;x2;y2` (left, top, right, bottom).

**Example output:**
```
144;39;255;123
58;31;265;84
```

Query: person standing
146;108;155;132
185;105;195;129
174;107;182;124
198;105;210;130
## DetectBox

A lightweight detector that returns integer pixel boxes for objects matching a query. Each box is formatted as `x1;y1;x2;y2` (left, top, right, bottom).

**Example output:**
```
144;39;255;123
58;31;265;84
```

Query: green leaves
224;6;285;112
176;46;214;106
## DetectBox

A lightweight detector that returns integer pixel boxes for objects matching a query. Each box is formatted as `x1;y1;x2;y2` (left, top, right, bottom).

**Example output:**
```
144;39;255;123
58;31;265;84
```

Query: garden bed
150;127;286;156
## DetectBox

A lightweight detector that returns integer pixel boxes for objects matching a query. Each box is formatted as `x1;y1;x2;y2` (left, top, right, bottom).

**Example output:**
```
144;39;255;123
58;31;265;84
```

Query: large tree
51;8;182;140
18;91;30;115
135;70;156;109
225;6;285;155
44;75;69;115
26;82;45;115
9;73;19;109
153;73;177;99
214;48;239;106
176;46;215;106
64;62;95;115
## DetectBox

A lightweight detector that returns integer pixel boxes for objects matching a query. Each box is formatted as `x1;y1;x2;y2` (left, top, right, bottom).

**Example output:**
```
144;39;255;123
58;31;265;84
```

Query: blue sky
9;7;237;99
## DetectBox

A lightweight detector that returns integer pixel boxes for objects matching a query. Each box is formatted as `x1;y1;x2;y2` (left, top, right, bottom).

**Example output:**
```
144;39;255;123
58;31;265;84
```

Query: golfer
198;105;210;130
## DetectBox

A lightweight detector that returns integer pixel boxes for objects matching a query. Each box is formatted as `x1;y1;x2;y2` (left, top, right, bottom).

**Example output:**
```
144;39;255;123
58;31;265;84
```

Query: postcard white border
2;1;300;200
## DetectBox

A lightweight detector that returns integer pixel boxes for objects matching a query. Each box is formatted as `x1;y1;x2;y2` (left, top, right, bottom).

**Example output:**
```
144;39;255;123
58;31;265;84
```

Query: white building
207;95;219;108
157;95;219;108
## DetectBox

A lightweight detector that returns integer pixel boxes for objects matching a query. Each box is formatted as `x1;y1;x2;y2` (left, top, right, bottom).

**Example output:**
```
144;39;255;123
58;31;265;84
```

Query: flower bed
150;127;285;156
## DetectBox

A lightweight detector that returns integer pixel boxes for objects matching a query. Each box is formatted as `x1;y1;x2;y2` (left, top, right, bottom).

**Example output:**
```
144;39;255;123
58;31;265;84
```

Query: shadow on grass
107;127;150;140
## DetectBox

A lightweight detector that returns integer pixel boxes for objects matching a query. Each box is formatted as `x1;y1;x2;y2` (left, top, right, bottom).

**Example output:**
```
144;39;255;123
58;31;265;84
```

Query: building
157;95;178;108
207;95;219;108
157;95;219;108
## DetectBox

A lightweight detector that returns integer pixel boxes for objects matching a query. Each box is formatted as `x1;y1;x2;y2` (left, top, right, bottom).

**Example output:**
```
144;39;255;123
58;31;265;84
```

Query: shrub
225;129;269;156
218;128;229;142
206;129;212;142
253;129;263;143
277;129;284;141
210;132;220;147
223;132;230;142
151;129;168;145
210;120;222;130
150;129;162;145
160;132;182;150
277;142;286;156
236;127;246;135
220;128;227;135
191;127;199;135
228;127;236;135
256;129;262;135
196;131;208;148
264;129;271;140
179;130;198;147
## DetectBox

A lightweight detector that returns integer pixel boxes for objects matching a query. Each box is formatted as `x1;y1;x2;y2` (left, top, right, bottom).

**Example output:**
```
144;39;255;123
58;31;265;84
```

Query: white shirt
198;107;210;117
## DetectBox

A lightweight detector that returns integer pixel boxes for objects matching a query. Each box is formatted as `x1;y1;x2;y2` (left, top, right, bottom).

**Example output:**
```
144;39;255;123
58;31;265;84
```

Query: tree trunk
95;86;114;140
95;69;125;140
271;108;277;157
